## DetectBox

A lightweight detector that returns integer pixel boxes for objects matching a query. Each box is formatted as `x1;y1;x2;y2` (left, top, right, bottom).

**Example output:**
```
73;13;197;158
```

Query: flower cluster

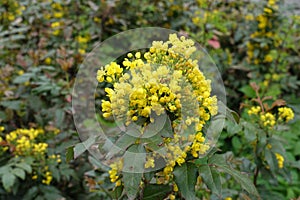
98;34;218;187
246;0;282;66
0;0;25;24
260;112;276;128
278;107;294;122
4;128;59;158
0;127;61;185
248;106;294;128
108;159;123;187
45;1;67;36
275;153;284;169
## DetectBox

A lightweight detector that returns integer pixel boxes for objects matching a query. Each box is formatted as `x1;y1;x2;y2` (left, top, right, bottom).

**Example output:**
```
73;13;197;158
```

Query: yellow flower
77;36;90;44
268;0;277;6
42;171;52;185
278;107;294;122
260;112;276;128
272;73;280;81
275;153;284;168
51;3;63;10
264;8;273;14
52;29;60;36
97;69;105;82
93;17;101;23
78;48;86;55
45;57;52;65
108;159;123;183
256;14;268;29
135;52;141;59
245;14;254;21
53;12;63;18
0;126;5;132
224;197;232;200
144;156;155;168
169;194;176;200
7;13;15;21
115;180;122;186
264;54;273;62
51;22;61;28
173;183;178;192
248;106;261;116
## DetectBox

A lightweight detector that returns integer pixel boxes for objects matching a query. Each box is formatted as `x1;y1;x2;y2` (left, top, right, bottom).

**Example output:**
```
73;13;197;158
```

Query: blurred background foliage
0;0;299;199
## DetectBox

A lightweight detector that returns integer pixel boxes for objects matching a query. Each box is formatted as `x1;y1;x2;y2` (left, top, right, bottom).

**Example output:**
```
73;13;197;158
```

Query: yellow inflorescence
275;153;284;168
42;171;53;185
0;127;62;186
5;128;49;157
248;106;261;115
248;106;294;129
3;128;61;162
246;0;281;65
278;107;294;122
260;112;276;128
108;159;123;186
99;34;218;186
0;1;25;22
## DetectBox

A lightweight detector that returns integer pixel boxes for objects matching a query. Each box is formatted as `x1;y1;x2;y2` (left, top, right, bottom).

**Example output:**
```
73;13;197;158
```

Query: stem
98;184;113;199
253;166;259;187
255;88;265;113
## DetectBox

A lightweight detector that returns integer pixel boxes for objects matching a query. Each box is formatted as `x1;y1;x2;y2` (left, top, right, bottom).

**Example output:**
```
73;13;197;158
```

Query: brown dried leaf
262;96;273;102
263;103;270;112
250;82;260;92
271;99;286;109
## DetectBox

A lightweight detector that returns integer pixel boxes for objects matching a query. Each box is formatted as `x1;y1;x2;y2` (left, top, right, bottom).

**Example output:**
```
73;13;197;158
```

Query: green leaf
123;172;142;200
23;186;39;200
143;113;166;137
265;84;281;98
123;145;145;200
209;154;227;167
0;166;10;175
12;168;25;180
209;154;259;197
2;173;16;191
239;85;256;98
265;149;277;173
110;185;124;199
49;165;60;181
143;171;155;183
294;141;300;156
74;135;97;158
143;184;171;200
143;113;173;138
0;100;22;110
232;136;242;152
226;120;242;136
105;133;136;159
39;185;63;199
66;146;74;163
199;165;222;196
88;156;109;171
217;165;258;197
226;108;240;124
173;162;197;200
55;109;65;127
242;121;257;142
15;162;32;173
13;73;32;84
